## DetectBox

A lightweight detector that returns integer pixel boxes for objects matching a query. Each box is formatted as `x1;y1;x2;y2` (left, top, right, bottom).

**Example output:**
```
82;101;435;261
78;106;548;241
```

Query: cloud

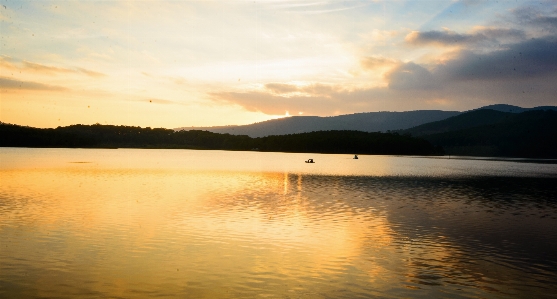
0;57;106;78
76;67;106;78
405;28;525;47
268;1;371;15
394;32;557;88
360;57;398;70
211;83;449;116
210;91;341;115
438;38;557;81
301;83;341;97
22;61;74;74
475;28;527;40
512;5;557;30
264;82;344;97
210;33;557;115
406;30;477;46
0;77;67;91
385;62;436;90
265;83;299;94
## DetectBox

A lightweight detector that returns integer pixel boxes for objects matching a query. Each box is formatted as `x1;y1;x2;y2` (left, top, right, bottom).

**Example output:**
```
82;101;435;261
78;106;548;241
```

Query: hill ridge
177;104;556;138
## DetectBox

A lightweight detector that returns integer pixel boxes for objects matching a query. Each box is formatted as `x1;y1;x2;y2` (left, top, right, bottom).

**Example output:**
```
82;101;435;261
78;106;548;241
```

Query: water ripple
1;149;557;298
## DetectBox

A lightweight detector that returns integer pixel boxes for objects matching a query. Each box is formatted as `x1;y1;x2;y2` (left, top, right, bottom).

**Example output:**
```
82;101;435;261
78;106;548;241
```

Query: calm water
1;148;557;298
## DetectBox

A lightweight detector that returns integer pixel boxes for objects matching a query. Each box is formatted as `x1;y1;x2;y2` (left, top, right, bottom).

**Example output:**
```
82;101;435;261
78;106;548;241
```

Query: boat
354;155;358;159
305;159;315;163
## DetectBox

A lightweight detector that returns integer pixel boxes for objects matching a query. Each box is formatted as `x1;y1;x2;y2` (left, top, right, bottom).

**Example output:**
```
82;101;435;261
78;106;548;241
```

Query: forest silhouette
0;123;440;156
3;109;555;158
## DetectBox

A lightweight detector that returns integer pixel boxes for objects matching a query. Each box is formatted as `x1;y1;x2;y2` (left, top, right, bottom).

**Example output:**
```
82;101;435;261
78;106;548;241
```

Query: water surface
1;148;556;298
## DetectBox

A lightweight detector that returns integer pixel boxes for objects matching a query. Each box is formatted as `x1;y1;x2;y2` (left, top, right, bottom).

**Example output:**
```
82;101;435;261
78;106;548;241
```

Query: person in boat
354;155;358;159
306;159;314;163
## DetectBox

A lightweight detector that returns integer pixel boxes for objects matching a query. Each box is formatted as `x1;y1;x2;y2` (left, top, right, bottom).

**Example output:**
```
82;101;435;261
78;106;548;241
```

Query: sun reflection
1;162;401;295
283;172;289;195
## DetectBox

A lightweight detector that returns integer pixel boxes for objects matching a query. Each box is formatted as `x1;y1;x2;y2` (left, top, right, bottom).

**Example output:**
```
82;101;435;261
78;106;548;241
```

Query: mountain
418;110;557;158
401;109;515;137
401;105;557;138
473;104;557;113
176;104;556;138
177;110;461;137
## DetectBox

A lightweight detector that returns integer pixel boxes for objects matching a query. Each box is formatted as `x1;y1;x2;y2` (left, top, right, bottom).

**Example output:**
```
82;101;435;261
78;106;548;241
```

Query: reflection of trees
341;175;557;295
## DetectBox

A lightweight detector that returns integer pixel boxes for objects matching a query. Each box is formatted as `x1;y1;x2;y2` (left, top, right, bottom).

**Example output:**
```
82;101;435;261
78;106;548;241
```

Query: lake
1;148;556;298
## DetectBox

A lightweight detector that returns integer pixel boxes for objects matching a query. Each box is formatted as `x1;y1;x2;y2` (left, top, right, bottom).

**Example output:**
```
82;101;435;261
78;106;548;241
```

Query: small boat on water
305;159;315;163
354;155;358;159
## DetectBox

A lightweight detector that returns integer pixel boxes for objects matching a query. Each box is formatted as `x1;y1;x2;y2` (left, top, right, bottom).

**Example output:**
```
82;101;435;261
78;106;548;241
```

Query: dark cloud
0;77;67;91
387;36;557;89
406;30;480;45
513;6;557;30
405;28;525;46
439;38;557;80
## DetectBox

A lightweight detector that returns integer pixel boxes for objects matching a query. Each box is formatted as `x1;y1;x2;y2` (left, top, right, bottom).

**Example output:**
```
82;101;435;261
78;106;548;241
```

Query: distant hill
418;110;557;158
177;110;461;137
176;104;557;138
401;109;515;137
472;104;557;113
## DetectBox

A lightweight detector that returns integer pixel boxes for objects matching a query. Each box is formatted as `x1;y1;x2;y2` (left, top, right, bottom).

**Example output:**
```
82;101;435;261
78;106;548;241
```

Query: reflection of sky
1;149;557;297
1;0;556;128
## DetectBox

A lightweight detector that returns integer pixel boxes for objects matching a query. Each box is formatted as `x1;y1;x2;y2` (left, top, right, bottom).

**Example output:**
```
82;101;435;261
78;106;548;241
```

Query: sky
1;0;556;129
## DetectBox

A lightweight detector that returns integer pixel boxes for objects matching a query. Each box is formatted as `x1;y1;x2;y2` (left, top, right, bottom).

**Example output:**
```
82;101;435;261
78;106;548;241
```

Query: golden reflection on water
1;148;557;298
1;168;395;297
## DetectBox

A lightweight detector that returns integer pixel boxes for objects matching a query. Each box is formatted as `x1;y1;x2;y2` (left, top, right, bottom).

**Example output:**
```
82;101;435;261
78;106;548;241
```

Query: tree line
0;122;442;155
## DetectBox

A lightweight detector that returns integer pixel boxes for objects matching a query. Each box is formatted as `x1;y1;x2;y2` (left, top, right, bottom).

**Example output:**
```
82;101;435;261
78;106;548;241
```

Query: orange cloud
22;61;75;74
265;83;299;94
76;67;106;78
0;57;106;78
0;77;67;91
264;83;345;97
360;56;399;71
